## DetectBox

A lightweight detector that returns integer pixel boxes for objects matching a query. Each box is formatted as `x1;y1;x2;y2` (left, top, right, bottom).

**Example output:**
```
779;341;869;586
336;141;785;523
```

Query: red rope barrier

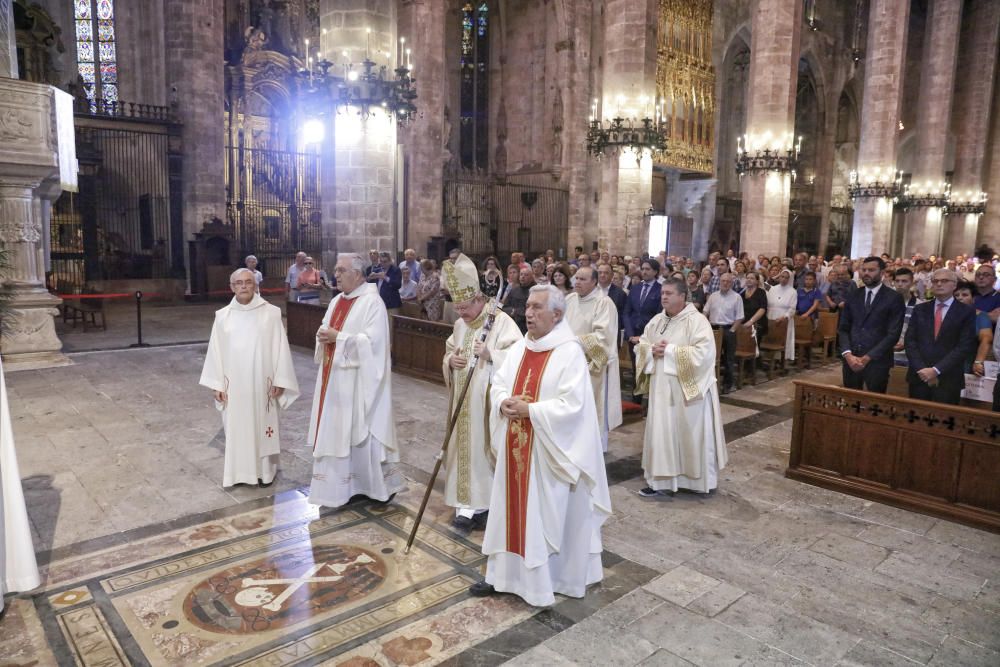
58;292;165;300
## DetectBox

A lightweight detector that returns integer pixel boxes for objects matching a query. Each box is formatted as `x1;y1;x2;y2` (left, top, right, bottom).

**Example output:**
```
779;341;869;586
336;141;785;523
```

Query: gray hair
245;255;258;263
529;284;566;313
230;267;254;283
337;253;366;274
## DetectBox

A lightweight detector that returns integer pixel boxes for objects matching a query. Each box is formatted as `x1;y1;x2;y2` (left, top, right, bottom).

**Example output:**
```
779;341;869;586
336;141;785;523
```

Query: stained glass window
74;0;118;110
460;2;489;170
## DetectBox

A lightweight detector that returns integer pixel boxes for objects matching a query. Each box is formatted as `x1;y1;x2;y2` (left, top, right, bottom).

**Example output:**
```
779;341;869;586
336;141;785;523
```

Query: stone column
902;0;962;257
980;61;1000;250
0;80;76;369
320;0;398;260
164;0;225;241
597;0;657;255
850;0;910;258
397;0;445;255
946;0;1000;256
737;0;803;258
0;0;15;78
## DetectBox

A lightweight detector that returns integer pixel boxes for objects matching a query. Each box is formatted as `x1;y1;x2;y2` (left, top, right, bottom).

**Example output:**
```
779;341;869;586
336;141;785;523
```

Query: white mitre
442;253;481;303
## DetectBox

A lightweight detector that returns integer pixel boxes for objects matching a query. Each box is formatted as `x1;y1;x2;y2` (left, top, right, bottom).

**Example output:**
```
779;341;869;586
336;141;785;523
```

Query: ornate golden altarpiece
656;0;715;175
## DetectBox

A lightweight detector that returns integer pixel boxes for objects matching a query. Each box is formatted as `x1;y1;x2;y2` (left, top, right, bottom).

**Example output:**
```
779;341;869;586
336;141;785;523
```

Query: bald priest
201;268;300;488
470;284;612;606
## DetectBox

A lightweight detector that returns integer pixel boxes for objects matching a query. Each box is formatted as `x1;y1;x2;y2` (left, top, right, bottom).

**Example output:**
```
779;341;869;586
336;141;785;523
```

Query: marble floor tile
643;566;722;607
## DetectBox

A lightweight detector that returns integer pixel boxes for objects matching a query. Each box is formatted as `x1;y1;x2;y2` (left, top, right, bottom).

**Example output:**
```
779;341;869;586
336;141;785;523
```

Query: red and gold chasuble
504;348;553;557
312;295;358;450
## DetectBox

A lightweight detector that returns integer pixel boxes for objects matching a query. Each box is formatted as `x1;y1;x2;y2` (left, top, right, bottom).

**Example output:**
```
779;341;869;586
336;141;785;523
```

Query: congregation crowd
201;242;1000;609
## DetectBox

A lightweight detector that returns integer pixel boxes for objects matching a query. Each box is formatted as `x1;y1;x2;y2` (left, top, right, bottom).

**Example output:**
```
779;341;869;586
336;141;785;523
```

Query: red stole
504;348;553;557
312;295;358;450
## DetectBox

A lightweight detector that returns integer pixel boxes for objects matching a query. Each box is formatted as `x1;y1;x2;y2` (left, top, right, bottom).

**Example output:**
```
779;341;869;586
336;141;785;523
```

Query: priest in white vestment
470;285;612;607
635;276;727;496
308;253;404;507
564;266;623;452
1;357;40;614
441;254;522;532
200;269;300;487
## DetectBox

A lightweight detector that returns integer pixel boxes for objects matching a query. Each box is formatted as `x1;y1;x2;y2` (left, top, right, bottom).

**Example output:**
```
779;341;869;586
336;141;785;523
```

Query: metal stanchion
130;290;151;348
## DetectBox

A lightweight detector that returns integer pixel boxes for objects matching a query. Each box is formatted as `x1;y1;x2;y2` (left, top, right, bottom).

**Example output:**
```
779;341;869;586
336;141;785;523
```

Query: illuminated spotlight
302;118;325;144
347;70;359;81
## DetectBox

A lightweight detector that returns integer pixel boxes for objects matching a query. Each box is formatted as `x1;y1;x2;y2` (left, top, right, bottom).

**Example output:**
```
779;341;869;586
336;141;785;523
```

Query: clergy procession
197;251;727;608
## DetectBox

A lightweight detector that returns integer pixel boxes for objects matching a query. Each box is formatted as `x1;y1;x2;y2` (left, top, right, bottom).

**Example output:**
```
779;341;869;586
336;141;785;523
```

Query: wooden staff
404;298;501;554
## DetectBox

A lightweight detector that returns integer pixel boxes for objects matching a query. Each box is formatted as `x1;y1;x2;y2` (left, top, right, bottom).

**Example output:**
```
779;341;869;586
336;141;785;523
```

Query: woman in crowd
796;271;823;321
687;269;707;311
480;256;504;298
954;280;995;375
766;264;782;287
245;255;263;293
416;258;444;321
741;271;769;340
732;261;748;293
766;268;798;363
551;263;573;295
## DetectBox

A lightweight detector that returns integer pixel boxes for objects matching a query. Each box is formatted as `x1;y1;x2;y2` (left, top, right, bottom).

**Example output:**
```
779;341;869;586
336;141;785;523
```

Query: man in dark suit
624;258;662;343
905;269;978;405
837;256;905;393
369;251;402;314
597;263;626;334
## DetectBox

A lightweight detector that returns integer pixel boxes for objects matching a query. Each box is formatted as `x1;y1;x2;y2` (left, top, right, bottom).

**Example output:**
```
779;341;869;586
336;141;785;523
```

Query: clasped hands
316;325;340;344
651;340;668;359
448;342;490;369
843;352;871;372
916;367;939;385
500;394;532;419
213;385;284;405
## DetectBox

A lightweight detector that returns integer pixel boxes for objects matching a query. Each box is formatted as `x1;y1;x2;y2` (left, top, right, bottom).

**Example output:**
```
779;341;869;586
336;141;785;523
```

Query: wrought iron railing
74;97;177;123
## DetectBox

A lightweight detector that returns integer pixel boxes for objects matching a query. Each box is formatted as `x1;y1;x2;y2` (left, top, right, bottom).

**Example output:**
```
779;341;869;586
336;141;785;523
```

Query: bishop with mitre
308;253;404;507
441;253;522;532
200;268;300;487
635;276;727;497
470;285;612;606
563;265;623;452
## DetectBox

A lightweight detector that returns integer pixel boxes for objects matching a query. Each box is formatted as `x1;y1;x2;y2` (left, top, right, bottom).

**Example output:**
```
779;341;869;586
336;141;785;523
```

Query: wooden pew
391;315;452;386
787;381;1000;533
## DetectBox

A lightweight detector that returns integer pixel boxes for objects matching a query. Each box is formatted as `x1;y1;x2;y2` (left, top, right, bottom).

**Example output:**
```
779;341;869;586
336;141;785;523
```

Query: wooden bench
61;290;107;331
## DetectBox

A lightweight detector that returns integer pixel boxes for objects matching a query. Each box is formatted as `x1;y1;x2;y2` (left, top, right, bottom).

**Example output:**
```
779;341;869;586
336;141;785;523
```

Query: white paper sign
961;373;996;404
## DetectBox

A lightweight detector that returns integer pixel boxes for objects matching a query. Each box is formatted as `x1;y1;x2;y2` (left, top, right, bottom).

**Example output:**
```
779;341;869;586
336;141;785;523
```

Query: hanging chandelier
735;131;800;177
848;167;902;200
898;180;950;210
586;96;668;157
949;190;988;215
297;32;418;127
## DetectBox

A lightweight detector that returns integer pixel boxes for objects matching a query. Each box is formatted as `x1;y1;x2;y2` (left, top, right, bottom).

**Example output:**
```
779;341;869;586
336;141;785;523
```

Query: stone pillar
946;0;1000;256
850;0;910;258
563;0;596;254
737;0;803;258
0;0;15;78
320;0;398;259
164;0;225;242
980;61;1000;250
902;0;962;257
397;0;445;255
599;152;653;254
597;0;657;255
0;80;76;369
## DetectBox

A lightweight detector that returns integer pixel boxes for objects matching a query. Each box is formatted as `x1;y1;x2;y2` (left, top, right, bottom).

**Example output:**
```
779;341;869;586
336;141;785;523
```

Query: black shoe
468;580;496;597
258;478;274;488
472;511;489;530
370;493;396;506
452;515;474;532
637;487;674;498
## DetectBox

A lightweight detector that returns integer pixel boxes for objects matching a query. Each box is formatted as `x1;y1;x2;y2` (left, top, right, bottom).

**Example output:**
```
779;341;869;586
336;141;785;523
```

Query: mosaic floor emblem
183;544;387;634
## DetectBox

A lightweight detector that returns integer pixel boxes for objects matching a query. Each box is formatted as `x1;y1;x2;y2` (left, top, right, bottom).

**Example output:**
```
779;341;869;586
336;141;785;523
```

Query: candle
406;48;411;69
366;28;371;60
399;37;405;68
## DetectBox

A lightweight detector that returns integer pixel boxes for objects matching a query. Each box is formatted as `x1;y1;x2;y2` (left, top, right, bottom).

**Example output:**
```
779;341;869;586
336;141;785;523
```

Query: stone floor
1;336;998;666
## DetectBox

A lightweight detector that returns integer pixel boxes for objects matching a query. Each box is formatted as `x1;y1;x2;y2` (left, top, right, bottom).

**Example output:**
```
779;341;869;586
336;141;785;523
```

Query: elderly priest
441;254;523;532
470;285;612;606
308;253;405;507
200;268;300;488
635;276;727;497
564;265;623;452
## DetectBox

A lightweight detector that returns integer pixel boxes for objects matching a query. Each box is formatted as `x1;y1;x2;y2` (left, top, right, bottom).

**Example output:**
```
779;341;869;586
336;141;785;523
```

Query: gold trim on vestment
675;345;701;401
